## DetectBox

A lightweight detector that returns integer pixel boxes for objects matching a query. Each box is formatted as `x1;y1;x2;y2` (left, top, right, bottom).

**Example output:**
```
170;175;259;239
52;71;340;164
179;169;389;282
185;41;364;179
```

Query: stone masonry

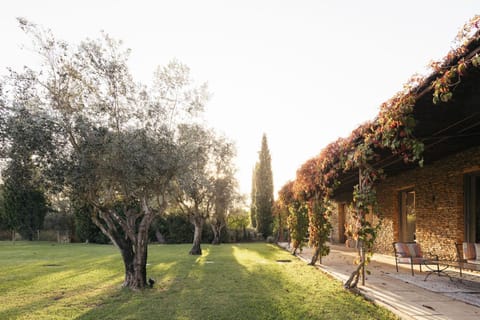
330;146;480;260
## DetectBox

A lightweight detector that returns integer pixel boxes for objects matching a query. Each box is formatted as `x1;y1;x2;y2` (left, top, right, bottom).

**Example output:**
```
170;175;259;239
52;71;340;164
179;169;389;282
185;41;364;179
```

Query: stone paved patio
277;242;480;320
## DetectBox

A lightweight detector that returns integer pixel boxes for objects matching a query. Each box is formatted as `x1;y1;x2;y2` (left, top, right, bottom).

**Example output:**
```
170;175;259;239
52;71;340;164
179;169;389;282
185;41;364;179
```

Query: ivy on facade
282;16;480;289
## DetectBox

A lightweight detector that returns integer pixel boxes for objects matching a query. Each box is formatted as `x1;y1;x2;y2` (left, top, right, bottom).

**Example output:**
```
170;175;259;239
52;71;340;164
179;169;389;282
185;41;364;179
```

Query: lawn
0;241;397;320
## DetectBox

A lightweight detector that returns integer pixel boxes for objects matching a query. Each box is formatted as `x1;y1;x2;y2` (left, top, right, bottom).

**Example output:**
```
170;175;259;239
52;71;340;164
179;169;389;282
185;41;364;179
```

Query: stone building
330;147;480;260
327;23;480;260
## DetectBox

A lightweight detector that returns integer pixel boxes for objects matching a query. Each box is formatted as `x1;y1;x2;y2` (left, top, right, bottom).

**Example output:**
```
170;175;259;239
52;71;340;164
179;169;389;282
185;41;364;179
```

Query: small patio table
423;260;480;281
422;259;453;281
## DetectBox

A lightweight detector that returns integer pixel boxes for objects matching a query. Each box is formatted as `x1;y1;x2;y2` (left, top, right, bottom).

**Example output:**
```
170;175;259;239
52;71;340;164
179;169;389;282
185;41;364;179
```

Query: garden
0;242;397;320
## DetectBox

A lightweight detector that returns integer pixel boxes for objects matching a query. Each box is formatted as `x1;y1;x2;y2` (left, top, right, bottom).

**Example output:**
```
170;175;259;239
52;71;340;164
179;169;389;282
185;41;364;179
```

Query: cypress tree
253;134;274;238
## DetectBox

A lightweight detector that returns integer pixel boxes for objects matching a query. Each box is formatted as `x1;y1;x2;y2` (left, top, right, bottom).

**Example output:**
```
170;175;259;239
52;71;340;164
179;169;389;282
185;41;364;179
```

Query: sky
1;1;480;199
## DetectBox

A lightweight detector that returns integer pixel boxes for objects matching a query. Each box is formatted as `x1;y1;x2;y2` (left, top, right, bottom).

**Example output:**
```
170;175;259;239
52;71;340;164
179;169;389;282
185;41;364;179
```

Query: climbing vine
283;15;480;289
294;154;338;264
432;15;480;105
277;181;309;255
287;204;309;255
307;198;332;265
344;165;383;288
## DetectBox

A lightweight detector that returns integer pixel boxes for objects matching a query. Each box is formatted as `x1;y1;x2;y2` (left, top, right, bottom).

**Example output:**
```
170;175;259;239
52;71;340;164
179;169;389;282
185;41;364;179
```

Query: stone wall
331;146;480;260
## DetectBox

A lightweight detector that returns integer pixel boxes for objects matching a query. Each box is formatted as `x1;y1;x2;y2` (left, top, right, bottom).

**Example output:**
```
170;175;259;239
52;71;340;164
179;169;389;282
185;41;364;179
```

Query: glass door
465;173;480;242
399;189;416;242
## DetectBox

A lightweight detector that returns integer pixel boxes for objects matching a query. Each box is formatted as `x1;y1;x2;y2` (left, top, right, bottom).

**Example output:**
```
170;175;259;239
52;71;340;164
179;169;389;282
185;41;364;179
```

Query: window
399;189;416;242
464;172;480;242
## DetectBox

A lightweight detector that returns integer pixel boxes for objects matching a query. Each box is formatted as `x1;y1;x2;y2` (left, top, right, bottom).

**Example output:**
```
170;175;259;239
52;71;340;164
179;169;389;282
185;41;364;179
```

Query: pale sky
1;1;479;199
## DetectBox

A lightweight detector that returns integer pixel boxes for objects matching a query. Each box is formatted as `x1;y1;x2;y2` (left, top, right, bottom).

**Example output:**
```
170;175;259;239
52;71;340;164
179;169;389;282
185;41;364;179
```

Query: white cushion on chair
474;243;480;262
463;242;476;260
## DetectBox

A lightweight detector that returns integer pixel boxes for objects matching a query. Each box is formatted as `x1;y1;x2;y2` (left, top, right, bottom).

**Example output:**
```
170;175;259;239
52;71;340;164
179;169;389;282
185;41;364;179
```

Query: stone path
277;242;480;320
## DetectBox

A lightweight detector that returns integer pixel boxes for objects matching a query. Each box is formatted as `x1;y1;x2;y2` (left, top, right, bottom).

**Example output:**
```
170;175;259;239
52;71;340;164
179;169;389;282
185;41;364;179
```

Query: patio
278;242;480;320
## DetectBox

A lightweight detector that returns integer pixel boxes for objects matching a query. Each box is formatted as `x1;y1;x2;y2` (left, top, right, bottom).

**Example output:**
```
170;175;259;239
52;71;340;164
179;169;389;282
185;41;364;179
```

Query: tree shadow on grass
0;243;125;319
73;243;395;320
75;244;197;320
75;244;281;320
0;259;124;318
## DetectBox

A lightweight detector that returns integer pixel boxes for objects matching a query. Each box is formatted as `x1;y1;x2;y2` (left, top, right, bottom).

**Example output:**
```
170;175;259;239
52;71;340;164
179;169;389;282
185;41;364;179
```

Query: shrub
74;205;109;244
164;214;193;244
226;210;250;242
43;211;75;232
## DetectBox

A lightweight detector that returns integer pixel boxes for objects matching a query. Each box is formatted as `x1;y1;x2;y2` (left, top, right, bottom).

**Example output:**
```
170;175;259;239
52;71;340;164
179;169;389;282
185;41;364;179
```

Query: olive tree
210;137;238;245
0;73;56;241
175;125;237;254
6;19;208;289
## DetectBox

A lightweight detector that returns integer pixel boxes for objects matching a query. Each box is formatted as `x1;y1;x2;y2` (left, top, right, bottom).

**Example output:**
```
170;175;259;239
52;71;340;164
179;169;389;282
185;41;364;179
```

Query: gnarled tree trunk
211;221;224;245
309;247;322;265
92;200;156;290
344;261;363;289
105;234;149;289
291;239;300;255
345;167;372;289
114;233;150;289
190;216;204;255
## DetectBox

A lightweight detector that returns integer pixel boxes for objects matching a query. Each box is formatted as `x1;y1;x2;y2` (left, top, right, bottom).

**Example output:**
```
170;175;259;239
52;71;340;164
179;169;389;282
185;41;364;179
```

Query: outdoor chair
455;242;480;264
393;242;429;276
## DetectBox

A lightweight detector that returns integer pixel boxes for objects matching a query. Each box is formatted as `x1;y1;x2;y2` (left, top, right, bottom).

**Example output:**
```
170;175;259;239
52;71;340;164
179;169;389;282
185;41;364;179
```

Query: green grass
0;242;397;320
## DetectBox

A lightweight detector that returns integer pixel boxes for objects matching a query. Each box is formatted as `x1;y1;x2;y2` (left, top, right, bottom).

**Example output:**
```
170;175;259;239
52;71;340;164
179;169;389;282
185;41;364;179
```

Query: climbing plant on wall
277;181;308;255
284;15;480;289
307;198;332;265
